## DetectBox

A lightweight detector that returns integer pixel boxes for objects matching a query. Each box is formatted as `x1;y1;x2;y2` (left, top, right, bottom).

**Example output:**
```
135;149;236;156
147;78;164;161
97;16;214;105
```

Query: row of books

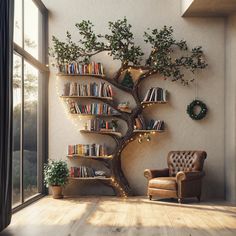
63;82;113;98
146;119;165;130
134;115;164;130
86;119;118;131
70;166;96;178
59;62;104;75
67;101;119;115
68;144;108;157
134;115;146;130
143;87;167;102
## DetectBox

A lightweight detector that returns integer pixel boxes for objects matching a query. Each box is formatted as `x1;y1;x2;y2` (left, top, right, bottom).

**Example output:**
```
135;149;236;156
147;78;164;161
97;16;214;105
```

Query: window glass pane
24;0;39;59
12;54;22;207
23;61;38;200
14;0;23;46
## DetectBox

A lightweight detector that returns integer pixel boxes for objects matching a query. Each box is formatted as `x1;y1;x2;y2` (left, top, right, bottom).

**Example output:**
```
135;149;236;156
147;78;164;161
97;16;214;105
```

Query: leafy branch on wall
50;17;207;85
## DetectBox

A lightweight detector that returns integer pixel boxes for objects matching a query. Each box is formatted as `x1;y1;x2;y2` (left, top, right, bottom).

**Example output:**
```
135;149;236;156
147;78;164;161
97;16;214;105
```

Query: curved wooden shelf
133;129;165;133
60;95;113;101
57;64;168;197
67;154;113;159
141;101;167;106
70;113;121;118
70;177;111;180
80;130;122;137
57;73;105;78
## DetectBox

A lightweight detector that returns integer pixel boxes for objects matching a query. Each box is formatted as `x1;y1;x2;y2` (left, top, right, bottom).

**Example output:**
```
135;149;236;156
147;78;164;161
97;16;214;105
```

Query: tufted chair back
167;151;207;177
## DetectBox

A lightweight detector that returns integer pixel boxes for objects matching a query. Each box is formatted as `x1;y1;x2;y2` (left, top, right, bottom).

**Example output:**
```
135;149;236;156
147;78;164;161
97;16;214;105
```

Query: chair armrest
176;171;205;182
144;168;169;180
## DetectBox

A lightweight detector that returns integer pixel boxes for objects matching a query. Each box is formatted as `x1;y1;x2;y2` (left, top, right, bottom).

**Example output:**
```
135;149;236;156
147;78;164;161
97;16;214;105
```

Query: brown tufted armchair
144;151;207;203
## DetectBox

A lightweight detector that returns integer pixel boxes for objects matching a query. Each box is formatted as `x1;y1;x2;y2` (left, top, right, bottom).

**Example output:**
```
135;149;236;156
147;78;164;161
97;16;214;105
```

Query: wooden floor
1;196;236;236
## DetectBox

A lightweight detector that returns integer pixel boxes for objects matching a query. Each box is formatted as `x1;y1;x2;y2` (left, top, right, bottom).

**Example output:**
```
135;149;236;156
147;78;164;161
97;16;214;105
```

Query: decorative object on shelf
111;119;118;132
187;99;208;120
44;160;69;199
121;71;134;89
52;18;208;197
117;101;132;113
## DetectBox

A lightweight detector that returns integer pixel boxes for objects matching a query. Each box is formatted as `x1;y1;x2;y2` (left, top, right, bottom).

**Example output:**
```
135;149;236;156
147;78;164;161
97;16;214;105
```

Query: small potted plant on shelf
44;160;69;199
111;119;118;132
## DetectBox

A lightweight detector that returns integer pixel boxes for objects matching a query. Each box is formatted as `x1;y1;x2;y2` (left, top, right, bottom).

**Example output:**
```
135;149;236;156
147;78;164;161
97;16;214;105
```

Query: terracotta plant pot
51;185;63;199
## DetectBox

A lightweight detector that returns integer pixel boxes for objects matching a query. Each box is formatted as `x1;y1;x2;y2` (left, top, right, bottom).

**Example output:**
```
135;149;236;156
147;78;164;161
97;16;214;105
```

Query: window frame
12;0;49;212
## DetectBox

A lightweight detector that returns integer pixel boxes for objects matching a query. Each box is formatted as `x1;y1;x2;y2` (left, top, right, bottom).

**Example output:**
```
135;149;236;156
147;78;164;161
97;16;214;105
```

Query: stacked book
134;115;164;131
63;82;113;98
70;166;95;178
86;119;117;132
68;144;108;157
66;101;119;115
147;119;165;131
134;115;146;130
143;87;167;102
59;62;104;75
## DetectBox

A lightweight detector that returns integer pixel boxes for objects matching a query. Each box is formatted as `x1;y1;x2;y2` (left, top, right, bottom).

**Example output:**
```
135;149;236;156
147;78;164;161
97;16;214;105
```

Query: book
68;143;108;157
59;62;105;75
142;87;167;102
62;82;113;99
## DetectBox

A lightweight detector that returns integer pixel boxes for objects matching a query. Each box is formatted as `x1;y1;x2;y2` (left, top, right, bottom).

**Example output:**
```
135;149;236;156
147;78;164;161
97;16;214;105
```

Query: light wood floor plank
0;197;236;236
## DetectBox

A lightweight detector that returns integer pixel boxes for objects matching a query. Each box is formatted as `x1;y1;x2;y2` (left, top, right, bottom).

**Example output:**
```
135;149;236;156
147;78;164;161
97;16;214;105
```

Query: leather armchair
144;151;207;203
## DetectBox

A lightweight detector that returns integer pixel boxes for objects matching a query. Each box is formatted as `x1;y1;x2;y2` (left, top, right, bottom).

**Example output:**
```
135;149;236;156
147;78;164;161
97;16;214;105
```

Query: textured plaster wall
225;14;236;203
44;0;225;199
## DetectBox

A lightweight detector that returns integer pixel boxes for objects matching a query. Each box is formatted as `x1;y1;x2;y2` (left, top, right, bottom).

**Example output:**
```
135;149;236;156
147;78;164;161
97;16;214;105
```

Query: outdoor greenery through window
12;0;48;208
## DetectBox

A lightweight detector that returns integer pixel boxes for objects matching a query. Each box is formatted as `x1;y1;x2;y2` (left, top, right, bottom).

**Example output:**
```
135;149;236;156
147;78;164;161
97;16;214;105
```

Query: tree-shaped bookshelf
51;18;207;197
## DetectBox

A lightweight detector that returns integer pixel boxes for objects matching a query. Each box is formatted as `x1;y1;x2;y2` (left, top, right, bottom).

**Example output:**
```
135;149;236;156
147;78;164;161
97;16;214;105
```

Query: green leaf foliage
44;160;69;187
49;18;207;84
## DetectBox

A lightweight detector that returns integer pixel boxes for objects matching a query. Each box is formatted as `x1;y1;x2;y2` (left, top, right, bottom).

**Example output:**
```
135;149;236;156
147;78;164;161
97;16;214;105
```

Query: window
12;0;48;209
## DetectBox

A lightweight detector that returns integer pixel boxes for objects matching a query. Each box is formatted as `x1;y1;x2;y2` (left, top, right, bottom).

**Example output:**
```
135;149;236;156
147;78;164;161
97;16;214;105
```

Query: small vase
51;186;63;199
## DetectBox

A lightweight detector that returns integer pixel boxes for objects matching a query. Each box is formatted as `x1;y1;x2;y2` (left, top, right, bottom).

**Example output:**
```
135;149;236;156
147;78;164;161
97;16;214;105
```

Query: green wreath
187;100;208;120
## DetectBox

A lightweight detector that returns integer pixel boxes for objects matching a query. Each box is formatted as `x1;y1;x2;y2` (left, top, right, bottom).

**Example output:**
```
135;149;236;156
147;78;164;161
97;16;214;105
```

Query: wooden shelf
70;177;111;180
60;95;113;101
117;108;132;113
141;101;167;105
70;113;121;118
57;73;105;78
133;129;164;133
80;130;122;137
67;154;113;159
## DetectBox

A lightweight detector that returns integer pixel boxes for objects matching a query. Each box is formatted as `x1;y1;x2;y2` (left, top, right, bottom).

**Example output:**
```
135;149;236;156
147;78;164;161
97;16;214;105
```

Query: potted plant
111;119;118;132
44;160;69;199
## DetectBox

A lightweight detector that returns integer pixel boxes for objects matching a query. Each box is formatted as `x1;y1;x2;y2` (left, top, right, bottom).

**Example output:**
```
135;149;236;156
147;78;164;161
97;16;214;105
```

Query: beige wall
44;0;226;199
225;14;236;202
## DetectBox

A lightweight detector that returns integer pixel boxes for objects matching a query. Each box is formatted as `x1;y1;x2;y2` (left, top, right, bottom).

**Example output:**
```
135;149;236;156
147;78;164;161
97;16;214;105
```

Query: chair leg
197;195;201;202
149;195;152;200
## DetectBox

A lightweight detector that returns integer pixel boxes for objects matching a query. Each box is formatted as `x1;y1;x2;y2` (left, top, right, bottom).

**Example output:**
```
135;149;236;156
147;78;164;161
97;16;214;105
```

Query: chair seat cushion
148;177;177;191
